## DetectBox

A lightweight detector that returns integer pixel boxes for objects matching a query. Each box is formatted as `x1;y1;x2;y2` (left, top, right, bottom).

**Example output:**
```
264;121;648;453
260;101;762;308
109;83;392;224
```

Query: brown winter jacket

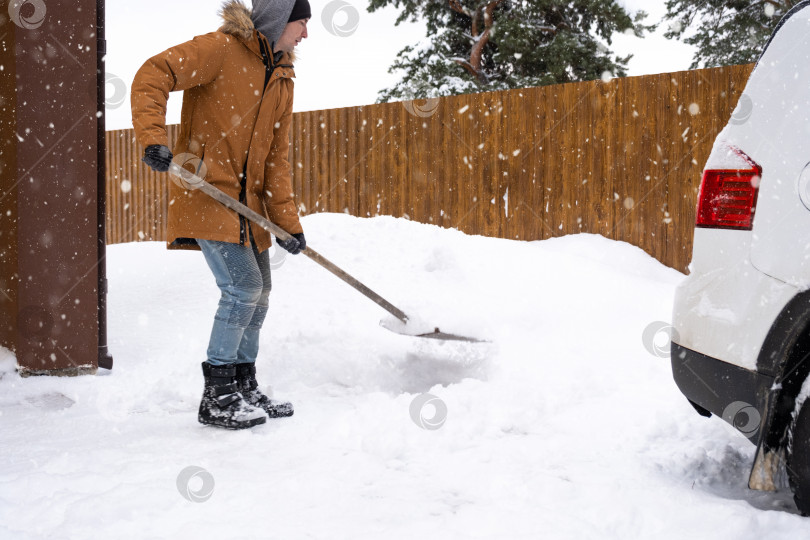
130;0;303;253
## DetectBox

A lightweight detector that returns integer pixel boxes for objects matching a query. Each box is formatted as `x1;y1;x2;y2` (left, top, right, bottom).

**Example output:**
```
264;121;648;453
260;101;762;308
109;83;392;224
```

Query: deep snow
1;214;808;539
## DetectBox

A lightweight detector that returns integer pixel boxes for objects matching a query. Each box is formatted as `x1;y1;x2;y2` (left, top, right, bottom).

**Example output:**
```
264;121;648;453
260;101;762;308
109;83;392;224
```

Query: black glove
142;144;173;172
277;232;306;255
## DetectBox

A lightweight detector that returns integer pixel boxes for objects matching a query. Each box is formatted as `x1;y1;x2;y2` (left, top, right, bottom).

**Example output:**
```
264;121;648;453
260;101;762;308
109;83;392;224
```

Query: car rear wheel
788;396;810;515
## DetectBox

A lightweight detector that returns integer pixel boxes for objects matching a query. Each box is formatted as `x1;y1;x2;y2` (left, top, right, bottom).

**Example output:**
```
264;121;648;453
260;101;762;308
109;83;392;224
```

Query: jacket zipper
239;165;248;245
239;36;276;246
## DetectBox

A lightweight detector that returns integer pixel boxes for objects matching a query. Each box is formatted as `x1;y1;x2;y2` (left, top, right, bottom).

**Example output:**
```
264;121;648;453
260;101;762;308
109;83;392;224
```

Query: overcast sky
104;0;696;131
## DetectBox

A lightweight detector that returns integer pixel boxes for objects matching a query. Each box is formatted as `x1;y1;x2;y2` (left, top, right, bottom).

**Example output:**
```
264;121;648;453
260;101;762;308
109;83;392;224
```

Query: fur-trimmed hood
219;0;297;47
219;0;255;41
218;0;298;61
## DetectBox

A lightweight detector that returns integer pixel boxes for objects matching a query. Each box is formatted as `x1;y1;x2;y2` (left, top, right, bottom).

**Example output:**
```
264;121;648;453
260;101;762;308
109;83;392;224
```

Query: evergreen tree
663;0;795;69
368;0;650;102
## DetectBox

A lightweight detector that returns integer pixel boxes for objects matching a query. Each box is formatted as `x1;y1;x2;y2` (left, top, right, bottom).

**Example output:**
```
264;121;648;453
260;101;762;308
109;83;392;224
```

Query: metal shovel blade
414;328;488;343
380;320;488;343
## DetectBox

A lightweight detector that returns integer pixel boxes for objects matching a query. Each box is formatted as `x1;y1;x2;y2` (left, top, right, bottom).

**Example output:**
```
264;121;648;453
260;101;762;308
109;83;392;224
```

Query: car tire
788;396;810;515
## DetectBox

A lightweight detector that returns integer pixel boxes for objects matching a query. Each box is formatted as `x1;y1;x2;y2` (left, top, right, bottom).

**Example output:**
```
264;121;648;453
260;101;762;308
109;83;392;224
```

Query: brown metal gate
0;0;112;375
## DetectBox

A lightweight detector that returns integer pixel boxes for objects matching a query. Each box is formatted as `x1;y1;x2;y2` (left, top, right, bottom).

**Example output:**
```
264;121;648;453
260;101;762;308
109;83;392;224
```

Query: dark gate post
0;0;113;375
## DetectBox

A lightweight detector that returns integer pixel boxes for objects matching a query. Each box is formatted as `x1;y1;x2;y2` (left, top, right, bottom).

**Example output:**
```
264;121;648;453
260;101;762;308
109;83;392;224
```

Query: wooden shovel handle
168;165;409;323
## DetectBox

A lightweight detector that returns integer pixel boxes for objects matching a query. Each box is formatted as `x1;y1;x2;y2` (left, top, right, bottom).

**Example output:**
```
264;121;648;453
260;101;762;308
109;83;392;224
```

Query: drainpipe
97;0;113;370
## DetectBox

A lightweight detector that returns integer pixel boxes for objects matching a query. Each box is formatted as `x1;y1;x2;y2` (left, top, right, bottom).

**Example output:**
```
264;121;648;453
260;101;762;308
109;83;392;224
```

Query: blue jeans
197;231;271;366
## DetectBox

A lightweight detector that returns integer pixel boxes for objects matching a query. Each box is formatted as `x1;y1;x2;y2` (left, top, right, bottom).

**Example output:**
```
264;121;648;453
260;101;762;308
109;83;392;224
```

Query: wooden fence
106;64;755;272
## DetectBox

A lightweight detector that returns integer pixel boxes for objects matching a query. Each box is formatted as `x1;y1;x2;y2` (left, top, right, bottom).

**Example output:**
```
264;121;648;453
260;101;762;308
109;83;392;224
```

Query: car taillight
695;163;761;230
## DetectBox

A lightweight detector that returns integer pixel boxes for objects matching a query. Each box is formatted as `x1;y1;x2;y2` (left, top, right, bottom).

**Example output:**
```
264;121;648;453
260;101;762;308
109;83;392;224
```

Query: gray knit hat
251;0;296;46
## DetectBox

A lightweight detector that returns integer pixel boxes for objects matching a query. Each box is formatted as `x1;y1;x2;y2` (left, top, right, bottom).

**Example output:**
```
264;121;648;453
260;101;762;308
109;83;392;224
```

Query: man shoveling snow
130;0;311;429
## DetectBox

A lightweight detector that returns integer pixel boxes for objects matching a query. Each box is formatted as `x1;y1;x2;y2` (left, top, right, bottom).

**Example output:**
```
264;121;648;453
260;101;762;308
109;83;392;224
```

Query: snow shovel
168;164;484;343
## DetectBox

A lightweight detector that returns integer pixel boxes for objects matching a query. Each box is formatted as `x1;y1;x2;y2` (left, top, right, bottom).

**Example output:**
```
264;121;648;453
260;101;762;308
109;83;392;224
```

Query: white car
671;1;810;515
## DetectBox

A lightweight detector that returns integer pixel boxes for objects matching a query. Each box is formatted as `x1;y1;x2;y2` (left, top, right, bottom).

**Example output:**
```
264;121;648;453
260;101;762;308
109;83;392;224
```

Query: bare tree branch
448;0;473;18
466;0;505;82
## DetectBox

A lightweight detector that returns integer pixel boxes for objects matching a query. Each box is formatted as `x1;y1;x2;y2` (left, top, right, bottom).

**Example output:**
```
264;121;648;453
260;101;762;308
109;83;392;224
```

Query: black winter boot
234;363;294;418
199;362;267;429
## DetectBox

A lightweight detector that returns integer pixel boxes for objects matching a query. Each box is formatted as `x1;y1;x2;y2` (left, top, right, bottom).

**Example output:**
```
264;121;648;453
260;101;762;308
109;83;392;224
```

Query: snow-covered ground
1;214;807;539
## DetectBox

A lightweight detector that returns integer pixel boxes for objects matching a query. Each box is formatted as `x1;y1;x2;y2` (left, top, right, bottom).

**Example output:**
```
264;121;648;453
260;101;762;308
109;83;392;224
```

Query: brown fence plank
107;65;756;272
